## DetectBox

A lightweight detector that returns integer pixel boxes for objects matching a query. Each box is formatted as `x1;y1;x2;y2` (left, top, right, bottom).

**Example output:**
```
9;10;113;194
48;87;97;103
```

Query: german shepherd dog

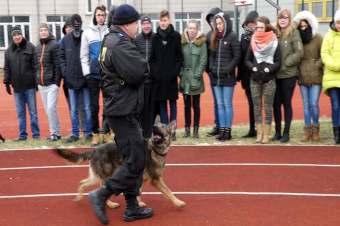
55;122;186;209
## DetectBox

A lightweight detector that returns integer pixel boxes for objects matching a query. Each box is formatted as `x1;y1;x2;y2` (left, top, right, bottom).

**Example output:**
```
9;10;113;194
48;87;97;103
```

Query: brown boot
311;124;320;142
91;133;100;146
261;124;271;144
255;124;263;143
102;133;113;143
301;126;312;142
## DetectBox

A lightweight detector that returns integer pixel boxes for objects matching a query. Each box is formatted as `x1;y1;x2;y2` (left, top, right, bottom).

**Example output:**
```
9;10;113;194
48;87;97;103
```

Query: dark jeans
141;83;154;138
329;88;340;127
183;94;200;127
244;85;255;130
273;77;297;134
86;78;110;134
105;115;146;196
14;88;40;139
159;100;177;124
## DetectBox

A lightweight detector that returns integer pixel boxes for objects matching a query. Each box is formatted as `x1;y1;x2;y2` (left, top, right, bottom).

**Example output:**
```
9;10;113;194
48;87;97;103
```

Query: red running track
1;145;340;226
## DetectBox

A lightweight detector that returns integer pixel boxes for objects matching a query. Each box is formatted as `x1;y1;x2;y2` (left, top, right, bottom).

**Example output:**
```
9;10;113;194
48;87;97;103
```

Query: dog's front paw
174;200;186;208
106;200;120;209
73;195;83;202
138;201;147;207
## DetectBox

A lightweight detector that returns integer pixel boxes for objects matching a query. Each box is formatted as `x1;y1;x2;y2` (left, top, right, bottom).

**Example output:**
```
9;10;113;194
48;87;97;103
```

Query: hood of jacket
205;7;223;30
213;12;233;37
293;10;318;37
181;30;206;46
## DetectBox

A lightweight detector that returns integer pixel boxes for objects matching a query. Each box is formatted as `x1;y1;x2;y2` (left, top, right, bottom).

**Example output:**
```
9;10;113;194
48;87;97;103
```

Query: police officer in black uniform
88;4;153;225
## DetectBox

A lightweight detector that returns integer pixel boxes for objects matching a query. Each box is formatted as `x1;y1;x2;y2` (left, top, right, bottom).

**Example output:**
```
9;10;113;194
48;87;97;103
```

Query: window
46;15;71;41
296;0;339;21
0;16;30;49
174;12;203;33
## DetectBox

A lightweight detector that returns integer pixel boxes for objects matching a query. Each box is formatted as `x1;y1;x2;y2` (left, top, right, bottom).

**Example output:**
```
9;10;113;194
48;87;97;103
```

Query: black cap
11;26;22;36
113;4;140;25
242;10;259;28
141;16;151;23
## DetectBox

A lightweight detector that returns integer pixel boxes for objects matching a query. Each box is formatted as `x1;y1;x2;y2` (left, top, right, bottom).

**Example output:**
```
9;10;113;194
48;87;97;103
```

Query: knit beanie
141;16;151;23
113;4;140;25
39;23;49;30
11;26;22;36
334;9;340;22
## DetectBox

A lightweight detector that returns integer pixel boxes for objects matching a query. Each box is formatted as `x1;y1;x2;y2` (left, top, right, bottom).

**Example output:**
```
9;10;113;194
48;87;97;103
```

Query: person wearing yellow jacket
321;10;340;144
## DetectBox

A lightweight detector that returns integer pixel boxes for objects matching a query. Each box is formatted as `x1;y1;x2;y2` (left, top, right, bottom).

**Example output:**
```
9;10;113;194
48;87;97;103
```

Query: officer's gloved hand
5;84;12;95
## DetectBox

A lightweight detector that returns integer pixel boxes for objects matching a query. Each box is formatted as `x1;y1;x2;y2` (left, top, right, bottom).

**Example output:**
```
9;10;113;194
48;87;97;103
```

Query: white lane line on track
2;163;340;171
2;191;340;199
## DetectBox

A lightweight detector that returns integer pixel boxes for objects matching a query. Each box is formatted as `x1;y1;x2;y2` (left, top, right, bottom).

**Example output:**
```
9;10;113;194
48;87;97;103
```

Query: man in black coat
3;26;40;141
238;10;259;138
149;10;183;140
88;4;153;225
135;16;156;139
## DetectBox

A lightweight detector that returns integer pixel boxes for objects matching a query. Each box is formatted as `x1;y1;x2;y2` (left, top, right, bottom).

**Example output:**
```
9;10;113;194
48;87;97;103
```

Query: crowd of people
2;5;340;145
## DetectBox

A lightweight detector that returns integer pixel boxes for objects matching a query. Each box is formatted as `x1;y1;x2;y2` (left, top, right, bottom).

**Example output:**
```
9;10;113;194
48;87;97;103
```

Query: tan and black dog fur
55;122;185;209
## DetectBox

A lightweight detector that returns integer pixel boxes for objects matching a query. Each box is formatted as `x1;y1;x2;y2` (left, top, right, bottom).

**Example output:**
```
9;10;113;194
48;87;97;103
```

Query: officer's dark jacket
100;26;147;116
4;38;37;92
36;34;61;87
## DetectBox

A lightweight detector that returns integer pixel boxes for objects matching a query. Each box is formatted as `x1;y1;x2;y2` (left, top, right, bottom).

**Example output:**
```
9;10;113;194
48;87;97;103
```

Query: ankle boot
242;127;257;138
280;132;290;143
301;126;312;142
225;128;232;140
124;195;153;222
207;126;219;136
255;124;263;143
311;124;320;142
193;126;199;138
333;127;340;144
262;124;271;144
88;186;113;225
216;128;226;141
183;127;190;138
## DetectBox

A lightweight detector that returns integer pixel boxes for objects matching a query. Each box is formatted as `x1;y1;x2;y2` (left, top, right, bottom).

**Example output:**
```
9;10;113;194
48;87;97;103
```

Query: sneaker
14;137;27;142
47;134;61;141
64;135;79;143
84;134;93;142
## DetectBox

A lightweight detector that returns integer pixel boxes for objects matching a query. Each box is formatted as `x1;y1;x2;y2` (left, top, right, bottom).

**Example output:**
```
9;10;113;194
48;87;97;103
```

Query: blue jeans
14;88;40;139
213;86;234;128
300;85;321;126
159;100;177;124
68;88;92;137
329;88;340;127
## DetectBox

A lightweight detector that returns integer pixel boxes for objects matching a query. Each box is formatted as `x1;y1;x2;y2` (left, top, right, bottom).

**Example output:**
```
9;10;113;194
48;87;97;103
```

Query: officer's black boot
123;195;153;222
88;186;112;225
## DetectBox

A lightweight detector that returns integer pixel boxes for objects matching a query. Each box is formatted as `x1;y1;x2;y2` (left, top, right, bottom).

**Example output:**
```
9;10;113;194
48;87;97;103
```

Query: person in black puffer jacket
36;23;61;141
238;10;258;138
209;12;241;141
3;26;40;141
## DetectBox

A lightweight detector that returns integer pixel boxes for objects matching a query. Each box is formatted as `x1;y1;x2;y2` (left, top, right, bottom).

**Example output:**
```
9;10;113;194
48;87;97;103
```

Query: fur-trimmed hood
181;30;206;46
293;10;318;37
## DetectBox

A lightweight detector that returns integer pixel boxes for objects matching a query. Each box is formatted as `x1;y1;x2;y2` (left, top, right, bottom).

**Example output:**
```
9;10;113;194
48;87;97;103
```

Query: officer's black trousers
105;115;146;196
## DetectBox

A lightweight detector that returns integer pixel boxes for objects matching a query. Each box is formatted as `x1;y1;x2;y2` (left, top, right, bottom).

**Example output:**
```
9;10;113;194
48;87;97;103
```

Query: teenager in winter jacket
80;5;110;145
36;23;61;141
238;10;259;138
294;11;323;142
180;20;207;138
205;7;223;136
273;9;303;143
245;16;281;144
149;10;183;140
209;12;241;141
135;16;156;139
321;10;340;144
60;14;92;142
4;26;40;140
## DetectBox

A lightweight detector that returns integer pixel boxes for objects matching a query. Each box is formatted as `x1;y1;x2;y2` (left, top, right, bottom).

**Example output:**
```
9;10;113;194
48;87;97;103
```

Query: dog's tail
54;148;93;163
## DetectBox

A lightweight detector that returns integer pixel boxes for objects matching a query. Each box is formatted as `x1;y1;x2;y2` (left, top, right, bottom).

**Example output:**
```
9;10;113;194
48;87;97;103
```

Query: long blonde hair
276;8;294;38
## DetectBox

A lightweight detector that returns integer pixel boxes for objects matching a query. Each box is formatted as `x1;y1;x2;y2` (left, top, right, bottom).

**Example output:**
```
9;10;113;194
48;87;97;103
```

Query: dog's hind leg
152;177;186;208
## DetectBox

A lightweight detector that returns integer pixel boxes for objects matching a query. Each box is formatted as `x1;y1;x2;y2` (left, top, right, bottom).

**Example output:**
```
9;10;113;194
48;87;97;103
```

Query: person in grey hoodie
80;5;110;145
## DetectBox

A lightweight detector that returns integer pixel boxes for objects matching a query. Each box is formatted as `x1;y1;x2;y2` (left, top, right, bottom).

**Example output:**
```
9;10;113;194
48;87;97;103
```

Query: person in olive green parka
179;20;207;138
